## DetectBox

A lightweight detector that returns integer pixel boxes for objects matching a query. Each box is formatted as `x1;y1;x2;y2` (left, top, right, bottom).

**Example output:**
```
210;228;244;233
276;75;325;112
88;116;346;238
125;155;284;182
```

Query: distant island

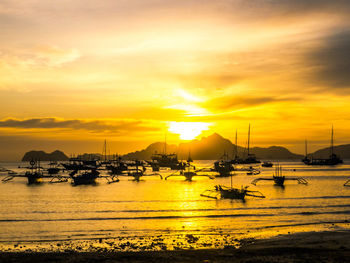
22;150;69;162
122;133;303;160
21;133;350;162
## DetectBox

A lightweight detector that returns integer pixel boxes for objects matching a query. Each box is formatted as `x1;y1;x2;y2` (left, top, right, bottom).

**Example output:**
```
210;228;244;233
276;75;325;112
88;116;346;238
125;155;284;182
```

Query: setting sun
168;121;210;140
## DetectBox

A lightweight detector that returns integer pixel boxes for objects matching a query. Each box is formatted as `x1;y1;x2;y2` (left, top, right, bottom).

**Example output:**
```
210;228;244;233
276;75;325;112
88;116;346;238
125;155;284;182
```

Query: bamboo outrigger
200;171;265;200
251;165;308;186
2;160;48;184
165;161;215;181
344;180;350;187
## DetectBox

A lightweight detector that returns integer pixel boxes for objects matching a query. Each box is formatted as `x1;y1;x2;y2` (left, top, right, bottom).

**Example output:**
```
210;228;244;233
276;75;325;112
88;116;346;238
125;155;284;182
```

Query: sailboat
232;124;260;164
302;126;343;165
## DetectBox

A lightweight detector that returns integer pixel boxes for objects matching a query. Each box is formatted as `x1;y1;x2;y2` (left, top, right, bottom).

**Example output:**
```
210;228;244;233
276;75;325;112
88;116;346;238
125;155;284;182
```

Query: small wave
272;195;350;200
1;209;350;222
7;203;350;215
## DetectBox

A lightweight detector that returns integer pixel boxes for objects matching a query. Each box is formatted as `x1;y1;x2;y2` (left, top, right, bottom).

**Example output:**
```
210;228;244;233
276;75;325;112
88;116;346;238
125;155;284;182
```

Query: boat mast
330;125;334;156
247;124;250;156
305;139;308;157
234;129;238;159
103;139;107;162
164;133;167;155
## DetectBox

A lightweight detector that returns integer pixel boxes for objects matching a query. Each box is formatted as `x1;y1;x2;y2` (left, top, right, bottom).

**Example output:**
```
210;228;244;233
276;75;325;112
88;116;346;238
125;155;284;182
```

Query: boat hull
27;176;43;184
72;177;97;185
273;176;285;186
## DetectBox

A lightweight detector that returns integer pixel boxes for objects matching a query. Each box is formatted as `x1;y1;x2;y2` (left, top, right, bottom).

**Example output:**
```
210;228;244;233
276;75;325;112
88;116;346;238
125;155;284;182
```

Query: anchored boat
302;126;343;166
251;165;308;186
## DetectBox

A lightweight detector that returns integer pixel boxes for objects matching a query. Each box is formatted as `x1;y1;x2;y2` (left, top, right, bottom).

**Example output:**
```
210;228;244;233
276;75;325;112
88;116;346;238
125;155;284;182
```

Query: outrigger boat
147;136;182;170
212;152;235;177
201;173;265;200
47;161;61;175
104;156;128;175
125;166;162;182
251;165;308;186
61;156;101;171
2;160;47;184
165;161;215;181
344;180;350;187
148;153;183;170
69;169;100;185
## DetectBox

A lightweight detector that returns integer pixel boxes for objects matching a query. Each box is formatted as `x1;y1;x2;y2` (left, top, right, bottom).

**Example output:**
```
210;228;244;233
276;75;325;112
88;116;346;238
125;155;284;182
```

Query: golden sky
1;0;350;160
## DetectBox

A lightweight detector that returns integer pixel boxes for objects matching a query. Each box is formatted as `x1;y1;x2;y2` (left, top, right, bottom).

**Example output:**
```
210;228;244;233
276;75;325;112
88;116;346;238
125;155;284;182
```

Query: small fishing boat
262;161;273;167
302;127;343;166
2;160;45;184
165;161;214;181
69;169;100;185
251;165;308;186
25;160;44;184
212;153;235;177
201;172;265;200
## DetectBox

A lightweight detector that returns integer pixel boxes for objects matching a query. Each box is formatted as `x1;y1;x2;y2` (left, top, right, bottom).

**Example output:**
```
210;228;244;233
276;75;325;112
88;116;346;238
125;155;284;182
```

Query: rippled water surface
1;161;350;243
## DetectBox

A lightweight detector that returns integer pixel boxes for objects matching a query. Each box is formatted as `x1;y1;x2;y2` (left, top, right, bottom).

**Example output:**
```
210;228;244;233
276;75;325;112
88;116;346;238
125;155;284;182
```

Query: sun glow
168;121;210;140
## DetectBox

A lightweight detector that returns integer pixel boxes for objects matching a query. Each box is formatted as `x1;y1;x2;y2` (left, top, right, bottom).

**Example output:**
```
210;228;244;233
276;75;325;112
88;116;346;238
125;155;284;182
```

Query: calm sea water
1;160;350;244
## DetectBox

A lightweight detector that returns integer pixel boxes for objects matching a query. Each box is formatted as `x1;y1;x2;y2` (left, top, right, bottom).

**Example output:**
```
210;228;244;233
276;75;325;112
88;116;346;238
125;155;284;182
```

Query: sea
1;160;350;250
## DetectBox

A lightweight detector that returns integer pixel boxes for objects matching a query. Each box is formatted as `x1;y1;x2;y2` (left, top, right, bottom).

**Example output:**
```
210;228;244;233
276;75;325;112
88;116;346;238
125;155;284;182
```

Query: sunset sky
1;0;350;160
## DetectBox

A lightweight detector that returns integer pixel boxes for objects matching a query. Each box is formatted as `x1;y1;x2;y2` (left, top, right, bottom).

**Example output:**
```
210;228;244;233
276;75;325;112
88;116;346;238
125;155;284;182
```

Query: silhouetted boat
25;160;44;184
302;126;343;166
165;160;214;181
232;124;260;164
201;173;265;200
149;153;181;169
69;169;99;185
105;156;128;175
212;152;235;177
251;165;308;186
47;161;61;175
262;161;273;167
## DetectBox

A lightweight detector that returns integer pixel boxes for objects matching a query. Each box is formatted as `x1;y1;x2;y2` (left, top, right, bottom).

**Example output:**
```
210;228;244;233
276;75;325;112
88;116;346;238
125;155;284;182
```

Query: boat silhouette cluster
0;126;347;200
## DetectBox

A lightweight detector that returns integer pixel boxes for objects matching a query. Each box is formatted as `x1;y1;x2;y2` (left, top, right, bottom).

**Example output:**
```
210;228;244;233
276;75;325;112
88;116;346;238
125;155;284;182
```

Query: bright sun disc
168;122;210;140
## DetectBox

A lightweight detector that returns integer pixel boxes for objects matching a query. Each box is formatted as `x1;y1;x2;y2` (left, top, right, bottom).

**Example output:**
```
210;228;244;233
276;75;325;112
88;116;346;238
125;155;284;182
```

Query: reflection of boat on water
302;127;343;166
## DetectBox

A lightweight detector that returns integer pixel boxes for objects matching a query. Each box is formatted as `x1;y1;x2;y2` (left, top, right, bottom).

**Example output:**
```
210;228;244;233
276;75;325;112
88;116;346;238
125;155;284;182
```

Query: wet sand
1;230;350;262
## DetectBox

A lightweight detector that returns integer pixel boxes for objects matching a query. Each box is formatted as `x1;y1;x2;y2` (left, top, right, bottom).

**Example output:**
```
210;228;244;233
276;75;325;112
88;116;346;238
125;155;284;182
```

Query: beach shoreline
1;230;350;262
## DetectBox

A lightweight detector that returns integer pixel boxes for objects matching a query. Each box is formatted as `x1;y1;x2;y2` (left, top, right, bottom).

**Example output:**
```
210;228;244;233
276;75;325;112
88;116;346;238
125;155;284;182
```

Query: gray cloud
307;30;350;89
203;95;300;111
0;118;158;133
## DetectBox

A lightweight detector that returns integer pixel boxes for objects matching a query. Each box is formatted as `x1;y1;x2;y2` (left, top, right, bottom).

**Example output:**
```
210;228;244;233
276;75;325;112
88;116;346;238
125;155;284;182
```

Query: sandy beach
1;230;350;262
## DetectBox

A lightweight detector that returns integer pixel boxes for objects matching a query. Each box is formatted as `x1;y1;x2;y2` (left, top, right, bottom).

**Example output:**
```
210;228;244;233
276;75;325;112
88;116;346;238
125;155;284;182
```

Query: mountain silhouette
21;133;350;161
311;144;350;159
22;150;69;161
123;133;303;160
